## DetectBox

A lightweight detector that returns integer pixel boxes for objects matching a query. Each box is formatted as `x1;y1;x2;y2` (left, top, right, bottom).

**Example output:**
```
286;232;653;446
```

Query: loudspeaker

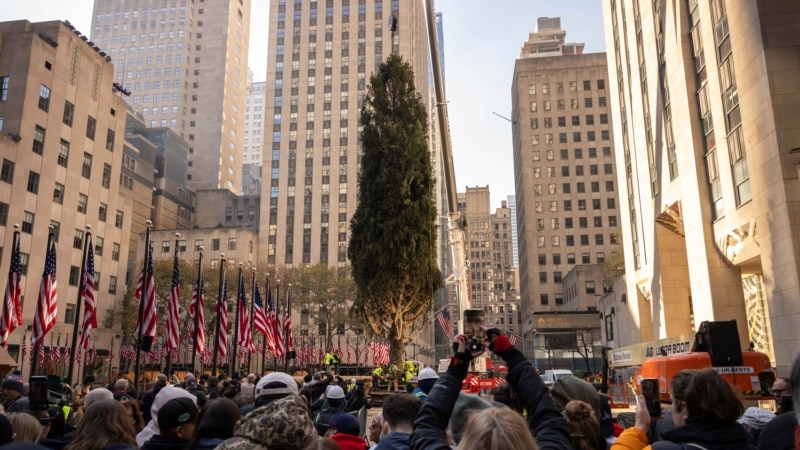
693;320;743;366
139;335;154;352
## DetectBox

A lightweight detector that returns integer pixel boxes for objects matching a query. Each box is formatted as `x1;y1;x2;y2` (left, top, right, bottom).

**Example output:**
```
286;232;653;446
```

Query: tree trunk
391;336;405;368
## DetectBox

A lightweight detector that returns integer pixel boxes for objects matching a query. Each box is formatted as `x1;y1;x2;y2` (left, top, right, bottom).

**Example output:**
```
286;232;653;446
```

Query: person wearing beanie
141;397;199;450
216;394;317;450
410;329;571;450
314;385;347;436
184;376;208;408
412;368;438;402
1;378;29;413
737;406;775;444
326;412;368;450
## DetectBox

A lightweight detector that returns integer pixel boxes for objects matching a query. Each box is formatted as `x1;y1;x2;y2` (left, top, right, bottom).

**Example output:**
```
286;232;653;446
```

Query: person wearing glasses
772;377;793;415
367;414;383;449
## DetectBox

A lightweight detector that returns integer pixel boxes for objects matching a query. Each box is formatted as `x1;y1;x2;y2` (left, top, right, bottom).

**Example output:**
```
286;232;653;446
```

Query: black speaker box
694;320;743;366
139;335;154;352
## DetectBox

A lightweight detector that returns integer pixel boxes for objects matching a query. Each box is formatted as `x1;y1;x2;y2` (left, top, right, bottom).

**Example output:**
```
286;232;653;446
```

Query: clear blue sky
1;0;605;209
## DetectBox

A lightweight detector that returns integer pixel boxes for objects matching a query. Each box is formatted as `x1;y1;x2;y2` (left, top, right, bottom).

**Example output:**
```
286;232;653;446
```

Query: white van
541;369;573;386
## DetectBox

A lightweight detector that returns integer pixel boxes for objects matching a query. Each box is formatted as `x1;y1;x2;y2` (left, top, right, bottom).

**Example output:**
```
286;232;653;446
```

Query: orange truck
633;350;775;403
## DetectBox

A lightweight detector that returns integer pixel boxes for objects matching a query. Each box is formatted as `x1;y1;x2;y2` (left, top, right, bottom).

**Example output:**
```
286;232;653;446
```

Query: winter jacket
315;405;345;436
612;420;756;450
141;383;165;422
757;411;796;450
140;434;190;450
331;433;369;450
410;345;571;450
191;437;224;450
136;386;198;447
374;432;412;450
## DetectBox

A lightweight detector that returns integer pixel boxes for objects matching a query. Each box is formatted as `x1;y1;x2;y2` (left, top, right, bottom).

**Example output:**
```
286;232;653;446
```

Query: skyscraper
258;0;430;267
511;18;621;346
602;0;800;372
243;71;266;195
90;0;250;193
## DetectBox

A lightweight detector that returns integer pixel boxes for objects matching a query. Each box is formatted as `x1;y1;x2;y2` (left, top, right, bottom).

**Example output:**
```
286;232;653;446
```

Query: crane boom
423;0;469;333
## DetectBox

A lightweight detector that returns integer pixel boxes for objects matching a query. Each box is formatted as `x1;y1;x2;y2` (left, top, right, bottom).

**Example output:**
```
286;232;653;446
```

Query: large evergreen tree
348;53;443;366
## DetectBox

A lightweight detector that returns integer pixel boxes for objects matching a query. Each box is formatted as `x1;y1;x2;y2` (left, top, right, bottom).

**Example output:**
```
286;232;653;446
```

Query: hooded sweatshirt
216;395;317;450
136;386;198;447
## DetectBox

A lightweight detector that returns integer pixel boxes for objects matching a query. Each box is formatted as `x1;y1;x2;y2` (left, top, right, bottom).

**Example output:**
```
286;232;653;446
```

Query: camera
467;336;484;353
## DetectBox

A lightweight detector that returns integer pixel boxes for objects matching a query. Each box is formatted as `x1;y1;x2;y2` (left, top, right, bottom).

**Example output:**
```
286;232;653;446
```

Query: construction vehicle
628;320;775;404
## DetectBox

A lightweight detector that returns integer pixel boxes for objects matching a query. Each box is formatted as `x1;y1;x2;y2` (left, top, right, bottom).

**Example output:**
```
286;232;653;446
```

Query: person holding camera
410;328;571;450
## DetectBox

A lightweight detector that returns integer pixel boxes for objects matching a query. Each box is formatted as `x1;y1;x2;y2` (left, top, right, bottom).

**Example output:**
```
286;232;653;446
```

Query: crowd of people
0;328;796;450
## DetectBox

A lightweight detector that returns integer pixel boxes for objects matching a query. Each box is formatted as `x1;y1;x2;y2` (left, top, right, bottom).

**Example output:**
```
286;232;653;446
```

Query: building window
26;171;40;194
228;238;237;250
586;281;596;294
32;125;46;154
0;202;7;226
73;229;84;249
65;303;76;324
22;211;34;234
102;164;111;188
108;275;118;294
98;203;107;222
82;153;93;178
0;76;8;101
539;272;547;283
69;266;80;286
63;101;74;126
95;236;104;256
77;193;88;214
554;271;562;283
112;243;120;261
567;253;575;264
86;116;96;140
538;254;546;265
106;129;116;151
582;252;591;264
115;210;124;228
38;84;51;111
58;140;69;167
53;182;65;204
540;294;549;306
195;239;204;251
0;159;13;183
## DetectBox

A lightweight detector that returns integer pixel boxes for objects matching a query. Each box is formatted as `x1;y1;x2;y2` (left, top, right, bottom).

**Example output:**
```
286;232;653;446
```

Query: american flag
435;307;453;338
108;344;114;365
20;338;26;365
189;269;206;353
345;335;352;364
214;268;228;359
264;283;277;356
377;342;390;366
32;240;58;348
201;347;212;366
166;249;180;351
309;344;317;365
134;242;157;338
63;342;71;366
52;334;62;365
283;288;293;357
236;275;252;352
37;343;45;365
508;331;520;347
73;348;82;365
252;284;270;339
0;234;22;346
80;238;97;349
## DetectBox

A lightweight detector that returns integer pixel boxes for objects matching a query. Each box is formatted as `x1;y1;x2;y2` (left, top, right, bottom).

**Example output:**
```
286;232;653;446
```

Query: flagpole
62;332;69;379
133;220;152;394
164;233;180;379
191;246;203;373
283;283;292;373
67;226;91;384
211;253;225;376
108;335;114;380
272;281;280;372
262;274;269;374
249;268;256;375
231;263;243;376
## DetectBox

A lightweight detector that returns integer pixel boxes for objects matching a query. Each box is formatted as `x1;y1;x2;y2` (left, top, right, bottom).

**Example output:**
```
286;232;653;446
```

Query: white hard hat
418;368;439;380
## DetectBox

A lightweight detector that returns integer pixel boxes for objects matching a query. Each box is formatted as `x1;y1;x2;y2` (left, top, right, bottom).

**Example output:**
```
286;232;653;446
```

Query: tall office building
90;0;250;194
511;18;621;348
258;0;430;267
0;20;136;372
507;195;519;267
602;0;800;372
243;71;266;195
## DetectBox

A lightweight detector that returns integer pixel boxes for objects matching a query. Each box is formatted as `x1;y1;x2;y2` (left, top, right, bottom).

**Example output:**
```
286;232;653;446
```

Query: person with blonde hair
457;407;539;450
6;411;42;442
65;399;138;450
563;400;603;450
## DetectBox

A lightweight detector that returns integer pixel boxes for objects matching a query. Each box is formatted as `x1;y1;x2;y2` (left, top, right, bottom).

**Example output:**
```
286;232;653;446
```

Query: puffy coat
612;420;756;450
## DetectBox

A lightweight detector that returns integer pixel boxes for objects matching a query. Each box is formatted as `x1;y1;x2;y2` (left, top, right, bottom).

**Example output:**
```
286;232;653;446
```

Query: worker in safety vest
371;366;384;391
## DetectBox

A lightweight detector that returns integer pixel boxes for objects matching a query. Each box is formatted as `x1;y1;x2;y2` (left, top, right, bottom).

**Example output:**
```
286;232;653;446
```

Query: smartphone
463;309;485;352
640;378;661;417
29;376;50;412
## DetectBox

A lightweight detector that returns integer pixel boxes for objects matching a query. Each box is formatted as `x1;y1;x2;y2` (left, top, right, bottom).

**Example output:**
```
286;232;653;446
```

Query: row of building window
532;130;611;145
531;114;609;128
533;147;612;161
534;164;614;177
536;234;619;248
527;80;606;95
536;216;618;230
160;238;253;253
530;97;607;112
532;181;615;196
